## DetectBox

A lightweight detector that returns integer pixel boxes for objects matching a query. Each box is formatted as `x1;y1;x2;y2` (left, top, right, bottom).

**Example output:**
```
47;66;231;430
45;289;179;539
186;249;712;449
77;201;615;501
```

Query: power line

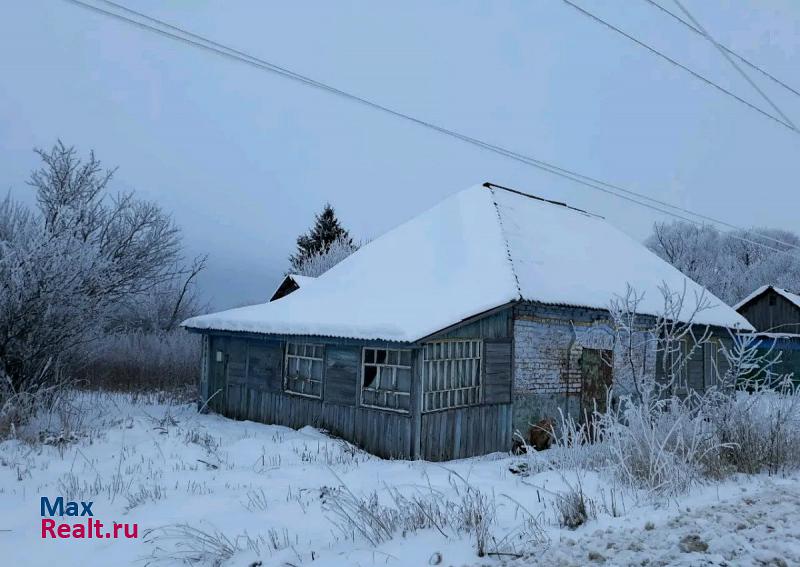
60;0;800;257
671;0;796;131
558;0;797;135
642;0;800;99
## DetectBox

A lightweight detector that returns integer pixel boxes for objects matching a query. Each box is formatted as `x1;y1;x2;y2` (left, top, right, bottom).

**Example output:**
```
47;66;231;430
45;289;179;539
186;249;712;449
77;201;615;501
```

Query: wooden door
579;349;613;417
209;337;228;414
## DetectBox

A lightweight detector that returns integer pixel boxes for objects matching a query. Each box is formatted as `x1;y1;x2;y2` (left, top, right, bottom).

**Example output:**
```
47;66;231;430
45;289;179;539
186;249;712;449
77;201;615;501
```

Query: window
361;348;412;412
423;340;482;412
284;342;324;398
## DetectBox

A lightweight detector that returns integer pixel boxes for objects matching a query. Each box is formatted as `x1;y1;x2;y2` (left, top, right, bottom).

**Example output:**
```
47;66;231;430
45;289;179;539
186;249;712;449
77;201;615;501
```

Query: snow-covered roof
734;285;800;311
183;184;753;341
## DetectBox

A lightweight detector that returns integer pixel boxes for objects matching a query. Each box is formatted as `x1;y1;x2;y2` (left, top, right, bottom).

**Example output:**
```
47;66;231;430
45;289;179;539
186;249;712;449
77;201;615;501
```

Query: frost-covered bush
708;384;800;475
0;142;204;430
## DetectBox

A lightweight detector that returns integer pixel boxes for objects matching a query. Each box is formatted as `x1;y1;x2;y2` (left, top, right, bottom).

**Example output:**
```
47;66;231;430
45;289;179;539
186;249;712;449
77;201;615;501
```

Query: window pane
396;368;411;393
400;350;411;367
365;349;374;363
312;360;322;380
364;365;378;388
397;395;410;412
387;350;398;365
376;350;387;364
380;366;395;390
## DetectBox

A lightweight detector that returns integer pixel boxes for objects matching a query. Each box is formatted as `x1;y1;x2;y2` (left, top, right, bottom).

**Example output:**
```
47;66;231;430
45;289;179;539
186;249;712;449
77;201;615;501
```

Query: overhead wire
60;0;800;257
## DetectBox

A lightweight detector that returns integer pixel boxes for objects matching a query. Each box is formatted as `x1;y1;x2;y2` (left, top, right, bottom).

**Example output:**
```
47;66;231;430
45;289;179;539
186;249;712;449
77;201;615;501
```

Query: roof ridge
482;181;604;219
486;186;523;300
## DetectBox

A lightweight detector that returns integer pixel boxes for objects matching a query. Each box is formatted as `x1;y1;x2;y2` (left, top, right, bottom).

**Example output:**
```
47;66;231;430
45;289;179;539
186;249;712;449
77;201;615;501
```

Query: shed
183;183;752;460
734;285;800;335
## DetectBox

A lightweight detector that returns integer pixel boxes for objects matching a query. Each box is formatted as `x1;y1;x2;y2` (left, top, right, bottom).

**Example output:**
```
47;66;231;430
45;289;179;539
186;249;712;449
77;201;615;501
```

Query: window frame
283;342;325;399
422;339;483;413
360;347;413;414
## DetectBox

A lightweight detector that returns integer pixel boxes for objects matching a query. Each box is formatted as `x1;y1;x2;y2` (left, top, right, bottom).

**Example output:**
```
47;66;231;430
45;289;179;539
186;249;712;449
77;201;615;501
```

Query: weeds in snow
143;524;297;566
322;471;547;559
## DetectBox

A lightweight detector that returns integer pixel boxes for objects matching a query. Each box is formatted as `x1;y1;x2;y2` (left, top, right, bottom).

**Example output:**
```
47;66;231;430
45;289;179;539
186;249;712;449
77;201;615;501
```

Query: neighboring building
734;285;800;335
183;183;752;460
734;285;800;382
269;274;316;302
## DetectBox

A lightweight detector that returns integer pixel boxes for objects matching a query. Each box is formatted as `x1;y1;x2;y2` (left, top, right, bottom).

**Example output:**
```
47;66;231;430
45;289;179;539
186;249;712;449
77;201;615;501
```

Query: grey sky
2;1;798;309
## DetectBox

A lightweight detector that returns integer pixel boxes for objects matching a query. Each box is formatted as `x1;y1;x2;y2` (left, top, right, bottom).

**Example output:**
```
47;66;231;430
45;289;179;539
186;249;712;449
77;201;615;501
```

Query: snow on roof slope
734;285;800;311
491;187;751;330
183;184;753;340
184;186;518;341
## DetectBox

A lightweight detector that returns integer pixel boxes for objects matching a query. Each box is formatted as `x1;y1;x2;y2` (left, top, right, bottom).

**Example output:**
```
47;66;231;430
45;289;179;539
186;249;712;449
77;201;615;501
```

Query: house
734;285;800;382
734;285;800;335
269;274;315;302
183;183;752;460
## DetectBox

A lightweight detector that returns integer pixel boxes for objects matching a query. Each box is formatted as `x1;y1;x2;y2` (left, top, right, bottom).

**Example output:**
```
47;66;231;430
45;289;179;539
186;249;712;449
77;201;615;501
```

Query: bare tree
645;221;800;305
0;142;205;424
607;282;712;406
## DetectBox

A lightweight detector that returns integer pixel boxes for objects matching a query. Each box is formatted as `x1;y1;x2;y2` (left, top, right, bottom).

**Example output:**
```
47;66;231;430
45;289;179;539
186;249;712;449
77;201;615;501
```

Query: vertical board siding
207;334;413;459
429;309;511;340
738;290;800;333
325;346;360;405
420;404;512;461
206;332;512;461
247;340;283;392
484;339;512;404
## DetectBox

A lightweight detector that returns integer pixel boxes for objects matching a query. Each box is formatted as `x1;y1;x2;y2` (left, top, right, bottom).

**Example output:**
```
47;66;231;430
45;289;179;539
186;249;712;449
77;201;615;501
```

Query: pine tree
289;203;353;272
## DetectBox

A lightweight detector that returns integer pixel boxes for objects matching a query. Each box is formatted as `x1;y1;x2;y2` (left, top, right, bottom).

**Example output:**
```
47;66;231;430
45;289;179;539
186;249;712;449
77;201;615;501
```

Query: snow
735;284;800;311
2;392;798;567
287;274;316;288
491;187;750;330
269;273;316;301
183;184;754;341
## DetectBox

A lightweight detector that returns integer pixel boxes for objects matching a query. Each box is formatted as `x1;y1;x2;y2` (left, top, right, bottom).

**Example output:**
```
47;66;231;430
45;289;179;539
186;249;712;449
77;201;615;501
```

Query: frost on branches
547;282;800;497
292;234;360;277
0;142;204;430
645;220;800;306
288;203;358;276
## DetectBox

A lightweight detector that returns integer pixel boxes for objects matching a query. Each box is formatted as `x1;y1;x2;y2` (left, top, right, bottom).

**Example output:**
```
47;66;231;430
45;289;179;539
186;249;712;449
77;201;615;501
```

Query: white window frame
360;347;412;413
422;339;482;412
284;342;324;399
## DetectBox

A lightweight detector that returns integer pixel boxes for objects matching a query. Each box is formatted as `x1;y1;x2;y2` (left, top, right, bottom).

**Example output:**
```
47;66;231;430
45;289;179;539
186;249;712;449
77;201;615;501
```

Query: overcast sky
2;1;798;309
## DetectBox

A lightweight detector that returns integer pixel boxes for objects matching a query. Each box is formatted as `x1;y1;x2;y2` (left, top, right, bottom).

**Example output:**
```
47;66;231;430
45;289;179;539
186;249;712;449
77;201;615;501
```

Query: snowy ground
0;392;798;567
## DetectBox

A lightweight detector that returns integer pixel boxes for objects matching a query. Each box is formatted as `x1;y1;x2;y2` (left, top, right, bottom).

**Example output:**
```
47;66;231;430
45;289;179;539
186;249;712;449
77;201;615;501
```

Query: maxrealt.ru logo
40;497;138;539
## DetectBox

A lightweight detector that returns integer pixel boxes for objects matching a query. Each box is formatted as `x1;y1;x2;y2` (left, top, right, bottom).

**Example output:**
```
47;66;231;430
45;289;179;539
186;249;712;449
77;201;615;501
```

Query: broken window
284;342;324;398
423;340;482;412
361;348;412;412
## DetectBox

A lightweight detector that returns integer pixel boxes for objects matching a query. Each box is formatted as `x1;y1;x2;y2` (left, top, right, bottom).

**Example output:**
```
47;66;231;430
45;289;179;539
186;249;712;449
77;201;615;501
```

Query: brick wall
511;302;656;432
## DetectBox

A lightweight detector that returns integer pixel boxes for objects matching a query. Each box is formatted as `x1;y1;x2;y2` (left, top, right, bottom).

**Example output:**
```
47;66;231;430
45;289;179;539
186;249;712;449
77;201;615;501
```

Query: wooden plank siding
426;308;512;341
206;333;415;459
483;339;512;404
737;288;800;334
199;306;515;461
416;309;514;460
420;404;512;460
